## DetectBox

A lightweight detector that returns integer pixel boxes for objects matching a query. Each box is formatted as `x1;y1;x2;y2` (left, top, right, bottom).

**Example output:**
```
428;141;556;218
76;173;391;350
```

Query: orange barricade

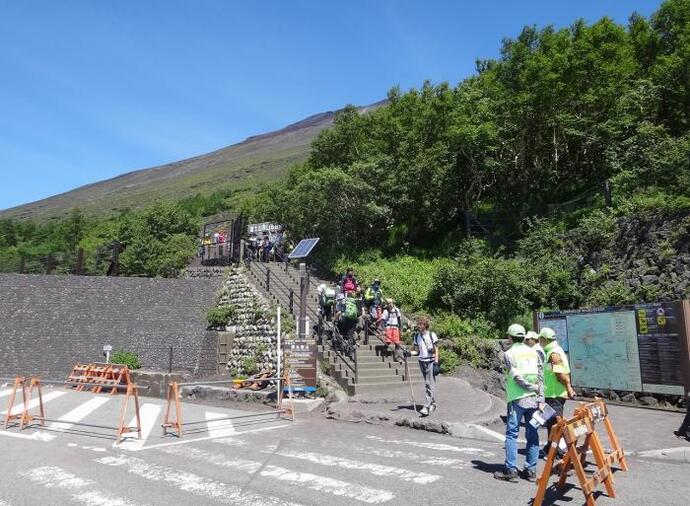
161;371;295;438
4;373;141;444
534;399;627;506
65;363;131;395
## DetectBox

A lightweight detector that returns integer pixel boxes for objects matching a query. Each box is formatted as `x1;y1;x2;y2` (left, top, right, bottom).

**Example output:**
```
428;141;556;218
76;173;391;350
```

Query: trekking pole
404;355;417;414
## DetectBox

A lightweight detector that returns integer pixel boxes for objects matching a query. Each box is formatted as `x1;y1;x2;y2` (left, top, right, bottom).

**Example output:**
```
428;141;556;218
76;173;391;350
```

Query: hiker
381;298;403;362
524;330;545;364
263;235;272;262
674;392;690;442
318;283;336;321
340;268;358;295
412;316;439;416
335;292;359;343
364;278;384;322
539;327;576;456
494;323;543;483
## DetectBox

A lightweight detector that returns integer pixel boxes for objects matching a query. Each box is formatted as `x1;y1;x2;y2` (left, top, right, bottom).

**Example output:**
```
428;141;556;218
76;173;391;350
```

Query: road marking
115;403;161;451
161;446;395;504
365;435;495;456
35;396;112;441
22;466;143;506
0;391;66;416
259;436;475;469
206;410;236;438
133;423;288;452
0;499;10;506
268;449;440;484
0;388;13;399
95;455;303;506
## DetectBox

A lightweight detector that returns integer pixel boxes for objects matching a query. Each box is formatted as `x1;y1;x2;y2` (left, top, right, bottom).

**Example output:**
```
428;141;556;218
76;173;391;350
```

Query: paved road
0;387;688;505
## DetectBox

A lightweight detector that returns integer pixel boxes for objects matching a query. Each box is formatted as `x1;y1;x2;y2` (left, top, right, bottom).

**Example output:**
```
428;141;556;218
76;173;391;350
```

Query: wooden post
45;254;54;274
168;346;173;373
266;268;271;292
18;256;25;274
107;242;120;276
298;263;307;340
75;247;84;275
289;288;294;315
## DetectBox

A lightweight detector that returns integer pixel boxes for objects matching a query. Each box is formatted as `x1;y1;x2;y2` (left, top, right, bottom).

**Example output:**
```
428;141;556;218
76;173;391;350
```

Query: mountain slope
2;100;385;220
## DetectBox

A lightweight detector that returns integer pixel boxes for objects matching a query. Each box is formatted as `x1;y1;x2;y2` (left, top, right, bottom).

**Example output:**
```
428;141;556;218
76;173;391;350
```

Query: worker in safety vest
494;323;544;483
539;327;576;455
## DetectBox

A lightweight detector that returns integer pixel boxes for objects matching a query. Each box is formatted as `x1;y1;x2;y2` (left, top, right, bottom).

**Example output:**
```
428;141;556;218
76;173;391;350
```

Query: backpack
343;277;356;293
344;298;358;320
323;288;336;307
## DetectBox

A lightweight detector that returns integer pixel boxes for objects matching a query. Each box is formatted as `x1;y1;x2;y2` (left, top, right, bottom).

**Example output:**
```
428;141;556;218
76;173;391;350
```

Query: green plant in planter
241;357;258;375
111;349;142;370
206;305;237;329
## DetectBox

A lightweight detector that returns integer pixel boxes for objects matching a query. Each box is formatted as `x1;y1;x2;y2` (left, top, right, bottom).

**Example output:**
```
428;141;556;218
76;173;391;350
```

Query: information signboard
282;338;317;389
537;302;690;396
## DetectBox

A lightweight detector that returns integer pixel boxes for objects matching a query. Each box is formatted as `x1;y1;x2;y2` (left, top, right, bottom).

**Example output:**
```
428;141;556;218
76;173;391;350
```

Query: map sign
282;339;317;390
635;302;685;395
567;311;643;392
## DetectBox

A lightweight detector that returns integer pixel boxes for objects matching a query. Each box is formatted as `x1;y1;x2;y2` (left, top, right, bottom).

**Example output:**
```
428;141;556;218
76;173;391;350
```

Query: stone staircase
243;259;423;395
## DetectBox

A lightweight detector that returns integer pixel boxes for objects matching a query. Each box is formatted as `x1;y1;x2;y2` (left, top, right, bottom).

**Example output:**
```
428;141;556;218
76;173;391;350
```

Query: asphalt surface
1;387;689;506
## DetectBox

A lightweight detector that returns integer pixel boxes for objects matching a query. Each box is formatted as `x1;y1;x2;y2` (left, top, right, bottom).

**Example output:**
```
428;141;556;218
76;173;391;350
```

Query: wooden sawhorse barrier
3;375;143;444
161;371;295;438
533;399;627;506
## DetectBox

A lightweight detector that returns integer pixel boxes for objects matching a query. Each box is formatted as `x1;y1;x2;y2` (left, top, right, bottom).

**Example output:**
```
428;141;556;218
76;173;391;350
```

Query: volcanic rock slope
2;100;385;221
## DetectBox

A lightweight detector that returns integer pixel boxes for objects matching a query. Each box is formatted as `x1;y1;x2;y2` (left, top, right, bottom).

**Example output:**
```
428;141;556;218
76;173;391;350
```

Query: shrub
111;349;141;370
241;357;258;376
206;305;237;329
438;347;460;374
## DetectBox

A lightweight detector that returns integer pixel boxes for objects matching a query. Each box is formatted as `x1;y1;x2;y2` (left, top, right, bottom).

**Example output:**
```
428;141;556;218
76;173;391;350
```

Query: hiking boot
493;468;519;483
673;430;690;441
419;406;429;416
521;469;537;482
429;403;437;414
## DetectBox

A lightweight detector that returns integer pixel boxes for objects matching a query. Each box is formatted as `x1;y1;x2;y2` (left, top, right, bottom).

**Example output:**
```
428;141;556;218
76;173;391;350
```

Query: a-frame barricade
161;373;295;439
115;383;142;444
3;377;46;430
3;377;28;429
534;399;626;506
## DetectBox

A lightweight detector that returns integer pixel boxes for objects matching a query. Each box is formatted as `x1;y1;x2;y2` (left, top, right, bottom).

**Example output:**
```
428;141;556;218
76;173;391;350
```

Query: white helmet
507;323;526;339
525;330;539;342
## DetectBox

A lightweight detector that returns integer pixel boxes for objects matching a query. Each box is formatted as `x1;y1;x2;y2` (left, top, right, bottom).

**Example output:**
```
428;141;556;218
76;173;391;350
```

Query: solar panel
288;238;320;259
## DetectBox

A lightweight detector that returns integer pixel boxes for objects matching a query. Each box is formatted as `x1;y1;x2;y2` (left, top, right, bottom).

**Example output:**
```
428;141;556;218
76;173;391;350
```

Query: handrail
326;321;357;380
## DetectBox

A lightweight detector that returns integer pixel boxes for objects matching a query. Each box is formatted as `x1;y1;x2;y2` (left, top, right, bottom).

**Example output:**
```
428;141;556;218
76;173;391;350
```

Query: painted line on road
161;446;395;504
37;396;112;441
21;466;143;506
206;410;236;438
0;391;66;416
95;455;303;506
365;435;496;456
262;449;440;484
130;423;289;452
0;389;14;400
115;403;161;451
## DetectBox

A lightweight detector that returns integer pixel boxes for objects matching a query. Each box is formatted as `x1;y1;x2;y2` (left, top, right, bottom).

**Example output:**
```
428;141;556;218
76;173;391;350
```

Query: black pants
543;397;566;451
679;400;690;437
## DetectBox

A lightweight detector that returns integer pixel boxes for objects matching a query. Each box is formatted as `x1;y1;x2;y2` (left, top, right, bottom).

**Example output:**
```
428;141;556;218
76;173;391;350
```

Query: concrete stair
242;259;422;396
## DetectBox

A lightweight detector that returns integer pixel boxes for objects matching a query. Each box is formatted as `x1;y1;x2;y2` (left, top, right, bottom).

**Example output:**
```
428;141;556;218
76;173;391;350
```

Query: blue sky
0;0;661;211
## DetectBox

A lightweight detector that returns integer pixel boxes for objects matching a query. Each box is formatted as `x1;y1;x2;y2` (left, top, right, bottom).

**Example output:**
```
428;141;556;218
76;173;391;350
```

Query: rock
639;396;658;406
604;390;620;402
620;393;636;404
642;274;658;284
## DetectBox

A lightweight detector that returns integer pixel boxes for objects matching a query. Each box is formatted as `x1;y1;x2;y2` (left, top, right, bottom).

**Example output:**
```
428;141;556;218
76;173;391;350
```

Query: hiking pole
404;354;417;414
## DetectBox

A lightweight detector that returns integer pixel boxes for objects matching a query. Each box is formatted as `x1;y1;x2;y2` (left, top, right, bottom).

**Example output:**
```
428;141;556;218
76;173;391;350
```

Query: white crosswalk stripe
116;403;161;451
21;466;144;506
365;435;495;456
95;455;303;506
0;388;14;400
205;410;236;438
0;391;66;416
45;396;111;434
160;445;395;503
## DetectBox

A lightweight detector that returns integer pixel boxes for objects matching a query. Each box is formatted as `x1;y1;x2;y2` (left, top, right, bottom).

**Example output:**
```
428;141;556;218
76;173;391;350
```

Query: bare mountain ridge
2;99;386;220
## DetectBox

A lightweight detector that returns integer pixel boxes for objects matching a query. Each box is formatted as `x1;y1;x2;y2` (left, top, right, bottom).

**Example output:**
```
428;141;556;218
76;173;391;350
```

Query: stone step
354;380;424;394
351;368;400;379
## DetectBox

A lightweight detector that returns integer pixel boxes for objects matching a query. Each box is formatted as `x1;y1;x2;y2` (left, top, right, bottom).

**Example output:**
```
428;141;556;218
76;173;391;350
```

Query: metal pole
298;263;307;340
168;346;173;373
266;268;271;292
75;247;84;275
18;257;25;274
289;289;294;315
277;306;282;382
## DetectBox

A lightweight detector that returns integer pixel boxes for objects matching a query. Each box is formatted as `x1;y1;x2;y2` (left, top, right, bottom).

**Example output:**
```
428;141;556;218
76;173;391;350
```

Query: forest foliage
1;1;690;367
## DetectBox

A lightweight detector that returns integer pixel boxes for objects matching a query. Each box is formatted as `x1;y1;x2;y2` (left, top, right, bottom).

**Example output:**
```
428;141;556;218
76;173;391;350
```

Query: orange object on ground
533;399;625;506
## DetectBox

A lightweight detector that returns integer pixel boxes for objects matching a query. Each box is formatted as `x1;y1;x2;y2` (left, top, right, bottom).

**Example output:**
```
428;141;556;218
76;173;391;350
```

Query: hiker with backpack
381;298;404;362
318;283;336;321
336;291;360;344
340;268;358;295
364;278;384;322
411;315;439;416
